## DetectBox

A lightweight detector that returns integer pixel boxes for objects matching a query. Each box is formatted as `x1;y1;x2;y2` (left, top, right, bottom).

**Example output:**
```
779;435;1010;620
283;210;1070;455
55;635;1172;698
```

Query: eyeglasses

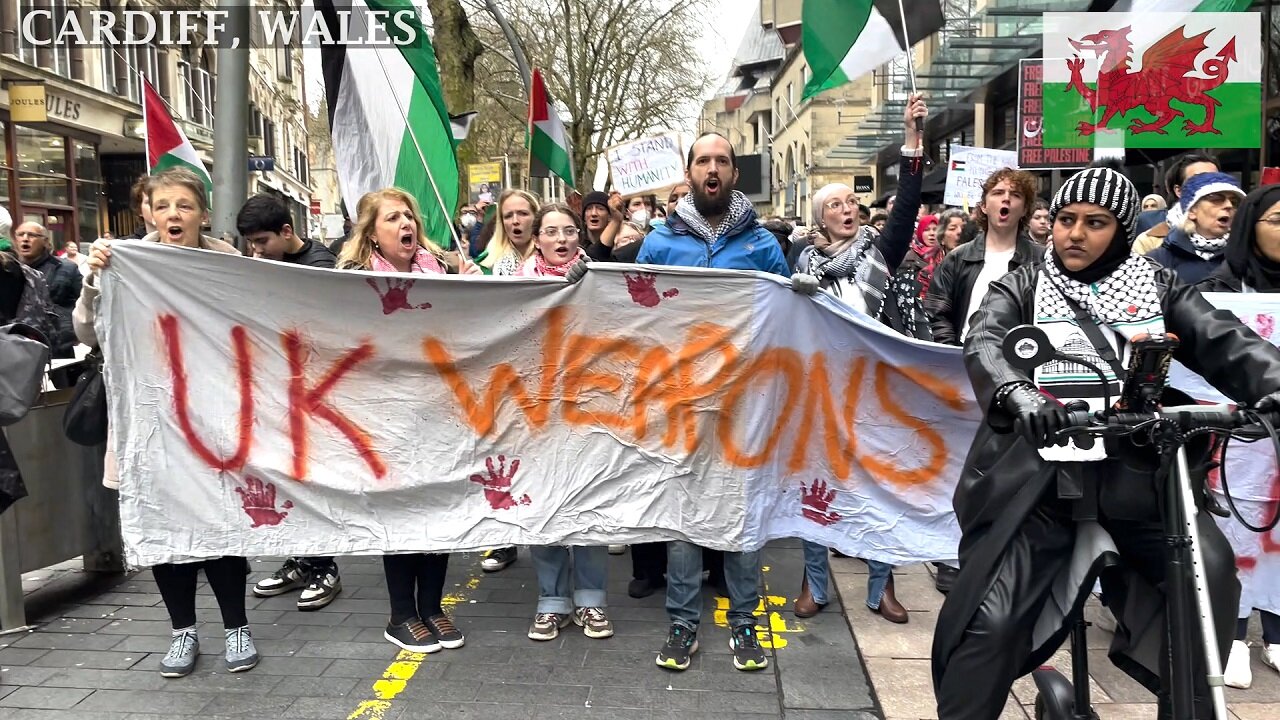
539;227;579;239
1260;214;1280;227
14;230;44;238
823;199;858;212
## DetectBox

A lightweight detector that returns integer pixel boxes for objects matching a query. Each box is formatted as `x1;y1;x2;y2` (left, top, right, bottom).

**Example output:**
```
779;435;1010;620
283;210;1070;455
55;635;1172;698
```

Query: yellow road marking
712;563;805;649
345;563;484;720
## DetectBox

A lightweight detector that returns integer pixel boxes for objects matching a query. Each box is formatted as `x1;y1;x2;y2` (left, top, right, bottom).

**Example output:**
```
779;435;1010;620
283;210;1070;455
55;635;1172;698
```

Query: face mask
630;209;650;226
460;213;477;229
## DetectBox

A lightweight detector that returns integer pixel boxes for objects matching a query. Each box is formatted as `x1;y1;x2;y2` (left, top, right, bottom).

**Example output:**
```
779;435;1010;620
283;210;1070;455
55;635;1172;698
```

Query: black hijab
1224;184;1280;292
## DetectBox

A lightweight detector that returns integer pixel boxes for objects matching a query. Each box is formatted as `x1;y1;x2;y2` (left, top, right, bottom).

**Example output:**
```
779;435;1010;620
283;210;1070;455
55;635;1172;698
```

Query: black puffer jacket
923;232;1040;346
28;252;80;357
1145;227;1223;286
932;260;1280;696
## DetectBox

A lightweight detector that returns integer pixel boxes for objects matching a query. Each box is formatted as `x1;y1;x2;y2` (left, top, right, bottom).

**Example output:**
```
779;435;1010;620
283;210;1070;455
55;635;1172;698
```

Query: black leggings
152;556;249;630
383;553;449;624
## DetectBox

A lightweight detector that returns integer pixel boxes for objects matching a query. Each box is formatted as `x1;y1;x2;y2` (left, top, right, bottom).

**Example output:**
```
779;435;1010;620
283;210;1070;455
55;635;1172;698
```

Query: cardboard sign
943;144;1019;207
606;133;685;196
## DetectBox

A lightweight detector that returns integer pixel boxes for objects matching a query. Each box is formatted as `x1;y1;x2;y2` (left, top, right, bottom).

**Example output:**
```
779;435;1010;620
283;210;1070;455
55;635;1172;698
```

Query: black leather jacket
923;232;1040;346
932;259;1280;689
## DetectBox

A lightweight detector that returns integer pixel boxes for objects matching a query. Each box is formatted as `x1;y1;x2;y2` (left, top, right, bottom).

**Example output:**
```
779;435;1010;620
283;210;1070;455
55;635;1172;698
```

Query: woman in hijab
1197;184;1280;689
931;167;1280;720
888;214;943;340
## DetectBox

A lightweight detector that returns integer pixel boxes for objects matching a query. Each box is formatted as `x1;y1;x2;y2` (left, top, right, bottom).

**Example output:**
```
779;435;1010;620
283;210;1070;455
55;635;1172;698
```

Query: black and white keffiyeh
675;191;753;241
1188;231;1229;261
1032;247;1165;461
796;225;891;317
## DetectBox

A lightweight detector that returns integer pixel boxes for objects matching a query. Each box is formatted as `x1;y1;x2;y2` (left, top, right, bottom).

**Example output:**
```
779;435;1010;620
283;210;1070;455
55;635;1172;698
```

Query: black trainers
423;613;465;649
297;570;341;610
383;618;441;653
481;546;518;572
730;625;768;671
253;558;308;597
655;624;698;671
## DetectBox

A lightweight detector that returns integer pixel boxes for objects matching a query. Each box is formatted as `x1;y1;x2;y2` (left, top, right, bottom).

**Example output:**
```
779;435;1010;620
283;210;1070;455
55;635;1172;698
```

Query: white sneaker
1263;643;1280;674
1225;639;1252;689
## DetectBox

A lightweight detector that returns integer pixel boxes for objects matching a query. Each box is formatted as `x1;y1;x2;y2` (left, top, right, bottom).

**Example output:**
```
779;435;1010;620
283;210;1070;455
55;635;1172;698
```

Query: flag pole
139;72;149;175
895;0;920;132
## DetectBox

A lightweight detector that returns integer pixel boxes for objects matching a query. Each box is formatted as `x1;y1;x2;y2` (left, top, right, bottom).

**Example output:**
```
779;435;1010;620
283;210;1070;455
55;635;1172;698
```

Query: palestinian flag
1041;10;1261;149
801;0;945;100
318;0;459;249
141;75;212;202
527;69;574;188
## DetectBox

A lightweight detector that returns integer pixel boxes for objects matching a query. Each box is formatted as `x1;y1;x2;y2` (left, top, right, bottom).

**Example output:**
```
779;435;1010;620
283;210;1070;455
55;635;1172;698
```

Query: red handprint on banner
469;455;531;510
799;479;841;527
235;475;294;528
367;277;433;315
623;272;679;308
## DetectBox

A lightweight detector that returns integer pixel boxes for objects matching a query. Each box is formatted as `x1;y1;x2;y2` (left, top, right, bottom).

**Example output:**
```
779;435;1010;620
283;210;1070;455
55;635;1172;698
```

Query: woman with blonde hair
336;186;469;652
477;189;540;276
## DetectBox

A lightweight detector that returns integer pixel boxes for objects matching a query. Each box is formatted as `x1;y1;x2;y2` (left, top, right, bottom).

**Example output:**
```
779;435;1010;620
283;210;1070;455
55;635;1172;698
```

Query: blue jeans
666;540;759;630
801;540;831;605
802;541;893;608
530;545;608;615
866;560;893;610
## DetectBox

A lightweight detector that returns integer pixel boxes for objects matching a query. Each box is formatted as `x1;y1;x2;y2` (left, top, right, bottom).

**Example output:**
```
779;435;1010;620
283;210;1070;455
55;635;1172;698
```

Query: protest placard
606;133;685;196
943;144;1019;207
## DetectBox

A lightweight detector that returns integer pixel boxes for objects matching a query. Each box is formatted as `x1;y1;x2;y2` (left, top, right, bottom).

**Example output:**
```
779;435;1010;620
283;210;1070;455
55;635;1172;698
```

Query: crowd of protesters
3;91;1278;704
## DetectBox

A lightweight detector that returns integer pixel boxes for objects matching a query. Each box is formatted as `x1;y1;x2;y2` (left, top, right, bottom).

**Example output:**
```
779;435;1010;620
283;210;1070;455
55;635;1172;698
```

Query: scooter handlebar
1060;404;1280;435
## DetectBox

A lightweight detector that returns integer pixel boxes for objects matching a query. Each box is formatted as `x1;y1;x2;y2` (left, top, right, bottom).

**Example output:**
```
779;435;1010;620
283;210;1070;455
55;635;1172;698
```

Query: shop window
0;121;11;212
15;126;69;206
74;140;101;243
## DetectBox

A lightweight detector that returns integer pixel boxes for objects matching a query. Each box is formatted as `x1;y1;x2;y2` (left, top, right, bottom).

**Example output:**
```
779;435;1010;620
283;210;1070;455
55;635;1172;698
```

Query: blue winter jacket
636;203;790;277
1145;226;1224;286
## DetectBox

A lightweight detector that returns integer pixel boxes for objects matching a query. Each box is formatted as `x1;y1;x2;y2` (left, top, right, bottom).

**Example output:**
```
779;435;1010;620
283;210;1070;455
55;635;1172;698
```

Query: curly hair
337;187;446;270
977;168;1038;233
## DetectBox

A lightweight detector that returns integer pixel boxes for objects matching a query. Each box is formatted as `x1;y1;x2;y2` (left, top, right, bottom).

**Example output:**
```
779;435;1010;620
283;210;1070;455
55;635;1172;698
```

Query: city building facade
0;0;312;247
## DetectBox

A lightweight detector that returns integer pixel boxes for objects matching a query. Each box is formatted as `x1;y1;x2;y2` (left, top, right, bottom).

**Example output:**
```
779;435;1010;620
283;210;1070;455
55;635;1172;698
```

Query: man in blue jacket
636;132;806;675
637;133;790;277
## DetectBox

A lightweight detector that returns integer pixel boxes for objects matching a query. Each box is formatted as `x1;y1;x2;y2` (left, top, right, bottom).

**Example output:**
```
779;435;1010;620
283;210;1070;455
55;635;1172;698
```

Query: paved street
5;545;1280;719
1;541;877;720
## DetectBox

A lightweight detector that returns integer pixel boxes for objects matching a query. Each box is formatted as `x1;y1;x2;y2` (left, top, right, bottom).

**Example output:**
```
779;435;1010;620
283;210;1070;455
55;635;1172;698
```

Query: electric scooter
1001;324;1280;720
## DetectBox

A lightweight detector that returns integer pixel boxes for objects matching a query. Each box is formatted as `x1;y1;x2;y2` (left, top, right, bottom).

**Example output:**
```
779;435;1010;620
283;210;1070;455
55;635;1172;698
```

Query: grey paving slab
473;681;592;706
74;688;216;714
286;696;404;720
37;668;170;691
397;702;534;720
28;649;146;670
0;646;50;665
10;632;124;651
0;686;93;709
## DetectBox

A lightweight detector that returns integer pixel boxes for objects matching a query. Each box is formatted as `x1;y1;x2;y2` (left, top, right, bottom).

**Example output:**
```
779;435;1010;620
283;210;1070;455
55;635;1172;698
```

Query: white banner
1168;293;1280;617
98;243;976;567
606;133;685;196
943;144;1020;208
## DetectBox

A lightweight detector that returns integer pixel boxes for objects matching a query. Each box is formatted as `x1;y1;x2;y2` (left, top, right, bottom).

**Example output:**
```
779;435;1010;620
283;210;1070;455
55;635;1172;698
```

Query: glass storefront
17;126;71;206
2;119;106;248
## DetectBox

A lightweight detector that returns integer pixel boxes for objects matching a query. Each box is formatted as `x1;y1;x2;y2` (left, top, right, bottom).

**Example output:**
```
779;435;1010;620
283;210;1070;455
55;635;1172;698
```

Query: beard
692;182;731;218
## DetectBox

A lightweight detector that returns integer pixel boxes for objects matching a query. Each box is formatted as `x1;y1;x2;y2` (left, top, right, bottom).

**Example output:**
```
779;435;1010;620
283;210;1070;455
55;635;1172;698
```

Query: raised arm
875;93;929;273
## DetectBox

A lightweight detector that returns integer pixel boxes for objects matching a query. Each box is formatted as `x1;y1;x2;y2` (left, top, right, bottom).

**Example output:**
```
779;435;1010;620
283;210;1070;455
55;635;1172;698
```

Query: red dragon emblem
1064;25;1236;137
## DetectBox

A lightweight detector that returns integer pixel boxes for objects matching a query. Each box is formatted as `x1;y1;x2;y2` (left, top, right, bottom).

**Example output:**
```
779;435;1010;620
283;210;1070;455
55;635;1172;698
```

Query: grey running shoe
160;627;199;678
224;626;259;673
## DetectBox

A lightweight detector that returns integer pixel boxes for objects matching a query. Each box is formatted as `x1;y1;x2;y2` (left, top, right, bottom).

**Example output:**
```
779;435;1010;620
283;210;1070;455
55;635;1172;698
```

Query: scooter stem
1174;446;1229;720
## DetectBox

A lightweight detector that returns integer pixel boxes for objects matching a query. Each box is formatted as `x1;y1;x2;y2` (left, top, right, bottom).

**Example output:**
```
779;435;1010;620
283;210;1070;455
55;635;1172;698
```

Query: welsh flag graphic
141;75;212;201
527;69;574;188
1041;10;1261;149
318;0;459;248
